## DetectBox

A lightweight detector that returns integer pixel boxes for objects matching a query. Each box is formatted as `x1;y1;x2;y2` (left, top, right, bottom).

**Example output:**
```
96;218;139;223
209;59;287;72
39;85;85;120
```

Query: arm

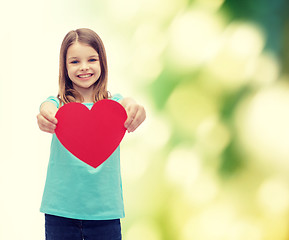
120;97;146;133
36;102;58;134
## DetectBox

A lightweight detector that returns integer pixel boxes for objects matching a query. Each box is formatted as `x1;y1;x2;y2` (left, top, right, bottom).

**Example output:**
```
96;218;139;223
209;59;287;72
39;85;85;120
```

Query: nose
80;62;89;71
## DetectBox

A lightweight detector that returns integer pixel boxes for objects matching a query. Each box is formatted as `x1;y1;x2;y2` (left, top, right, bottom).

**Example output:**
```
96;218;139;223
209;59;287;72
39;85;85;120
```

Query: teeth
78;74;92;78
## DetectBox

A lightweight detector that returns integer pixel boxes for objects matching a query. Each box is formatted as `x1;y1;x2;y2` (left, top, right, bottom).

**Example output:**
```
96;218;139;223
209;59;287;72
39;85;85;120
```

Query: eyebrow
67;57;77;60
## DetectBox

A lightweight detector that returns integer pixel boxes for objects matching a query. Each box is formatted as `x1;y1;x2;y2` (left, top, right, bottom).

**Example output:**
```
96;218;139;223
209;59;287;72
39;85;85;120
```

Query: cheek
66;66;75;79
94;64;102;75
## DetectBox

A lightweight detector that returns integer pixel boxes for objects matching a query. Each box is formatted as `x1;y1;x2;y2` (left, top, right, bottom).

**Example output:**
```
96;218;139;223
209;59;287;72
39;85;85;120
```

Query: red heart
54;99;127;168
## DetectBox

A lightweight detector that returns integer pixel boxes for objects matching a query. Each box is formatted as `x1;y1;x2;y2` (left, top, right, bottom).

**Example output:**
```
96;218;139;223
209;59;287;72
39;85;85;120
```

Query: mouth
77;73;94;80
78;73;93;78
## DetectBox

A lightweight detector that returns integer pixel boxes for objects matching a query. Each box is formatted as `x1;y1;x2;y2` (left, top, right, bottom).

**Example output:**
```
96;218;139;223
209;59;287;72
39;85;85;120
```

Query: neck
81;97;94;103
73;86;94;103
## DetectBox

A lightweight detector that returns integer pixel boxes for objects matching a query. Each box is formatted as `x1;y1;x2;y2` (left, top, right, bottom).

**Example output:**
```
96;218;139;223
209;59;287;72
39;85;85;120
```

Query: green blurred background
116;0;289;239
1;0;289;239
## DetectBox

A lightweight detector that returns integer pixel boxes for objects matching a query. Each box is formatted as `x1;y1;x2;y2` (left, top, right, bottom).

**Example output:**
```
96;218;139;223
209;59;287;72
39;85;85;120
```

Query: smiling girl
37;28;146;240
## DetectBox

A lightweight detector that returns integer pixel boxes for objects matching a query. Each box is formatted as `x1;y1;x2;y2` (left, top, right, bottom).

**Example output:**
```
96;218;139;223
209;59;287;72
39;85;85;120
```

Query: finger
37;114;56;129
40;125;55;134
127;109;146;132
41;109;58;124
37;114;57;133
124;106;138;129
38;122;55;134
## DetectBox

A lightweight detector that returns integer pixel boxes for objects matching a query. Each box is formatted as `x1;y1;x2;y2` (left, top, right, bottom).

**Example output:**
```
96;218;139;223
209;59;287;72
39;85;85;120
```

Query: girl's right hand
37;102;58;134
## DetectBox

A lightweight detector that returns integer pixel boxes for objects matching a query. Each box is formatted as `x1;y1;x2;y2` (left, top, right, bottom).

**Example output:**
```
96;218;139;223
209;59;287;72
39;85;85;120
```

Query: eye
70;60;79;64
89;58;98;62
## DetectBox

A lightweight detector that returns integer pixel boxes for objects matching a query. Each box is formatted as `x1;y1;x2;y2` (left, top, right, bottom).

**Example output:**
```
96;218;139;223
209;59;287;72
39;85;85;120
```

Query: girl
37;28;146;240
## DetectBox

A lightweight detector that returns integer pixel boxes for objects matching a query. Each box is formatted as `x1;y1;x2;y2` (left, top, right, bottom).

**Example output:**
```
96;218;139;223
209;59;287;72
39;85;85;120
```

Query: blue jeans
45;214;122;240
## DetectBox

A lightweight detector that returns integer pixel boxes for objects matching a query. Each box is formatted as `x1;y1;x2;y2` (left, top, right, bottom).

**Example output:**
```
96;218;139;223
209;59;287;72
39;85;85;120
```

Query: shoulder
43;96;60;108
110;94;123;103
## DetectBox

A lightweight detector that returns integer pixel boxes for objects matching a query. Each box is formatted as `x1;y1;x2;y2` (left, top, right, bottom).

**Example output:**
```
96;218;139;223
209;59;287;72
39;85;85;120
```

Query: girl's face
66;42;101;98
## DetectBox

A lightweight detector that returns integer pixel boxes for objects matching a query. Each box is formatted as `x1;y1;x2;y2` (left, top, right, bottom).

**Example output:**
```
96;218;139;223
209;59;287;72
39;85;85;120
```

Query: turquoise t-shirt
40;95;125;220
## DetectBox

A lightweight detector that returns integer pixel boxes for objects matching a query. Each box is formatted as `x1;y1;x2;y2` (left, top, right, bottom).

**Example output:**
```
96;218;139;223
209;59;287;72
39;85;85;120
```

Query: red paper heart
55;99;127;168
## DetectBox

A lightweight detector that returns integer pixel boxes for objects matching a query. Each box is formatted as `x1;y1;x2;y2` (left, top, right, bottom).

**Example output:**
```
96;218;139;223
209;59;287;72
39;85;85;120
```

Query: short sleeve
111;94;123;102
40;96;60;110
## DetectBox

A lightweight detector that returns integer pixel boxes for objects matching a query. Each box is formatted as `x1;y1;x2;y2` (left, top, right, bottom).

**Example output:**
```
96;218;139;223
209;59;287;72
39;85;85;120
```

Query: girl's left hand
120;98;146;133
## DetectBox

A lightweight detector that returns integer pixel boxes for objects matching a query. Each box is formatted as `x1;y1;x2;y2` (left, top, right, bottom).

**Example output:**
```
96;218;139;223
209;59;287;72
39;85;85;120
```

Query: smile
78;74;93;78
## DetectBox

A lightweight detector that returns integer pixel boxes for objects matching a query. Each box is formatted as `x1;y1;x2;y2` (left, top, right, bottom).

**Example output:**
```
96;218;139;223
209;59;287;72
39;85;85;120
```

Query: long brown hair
58;28;110;105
